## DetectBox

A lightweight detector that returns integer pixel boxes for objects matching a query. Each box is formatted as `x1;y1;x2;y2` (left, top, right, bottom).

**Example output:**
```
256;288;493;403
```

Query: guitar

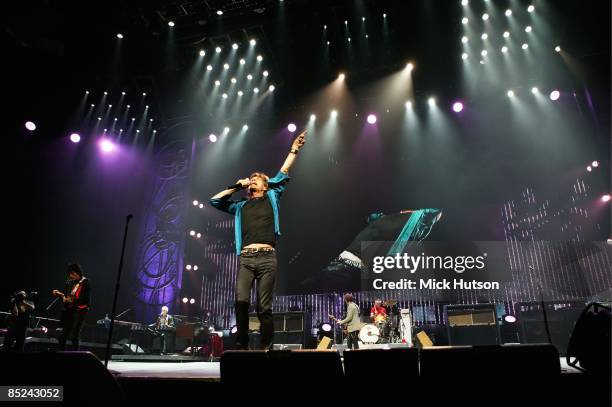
328;314;348;335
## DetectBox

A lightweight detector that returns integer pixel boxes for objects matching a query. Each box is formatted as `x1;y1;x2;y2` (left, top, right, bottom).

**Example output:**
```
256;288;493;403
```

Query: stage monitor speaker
316;336;332;350
343;348;419;387
0;351;124;403
221;350;342;389
416;331;434;347
420;344;560;379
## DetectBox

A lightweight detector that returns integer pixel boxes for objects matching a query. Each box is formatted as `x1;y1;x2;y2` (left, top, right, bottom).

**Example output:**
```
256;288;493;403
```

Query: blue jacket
210;171;290;255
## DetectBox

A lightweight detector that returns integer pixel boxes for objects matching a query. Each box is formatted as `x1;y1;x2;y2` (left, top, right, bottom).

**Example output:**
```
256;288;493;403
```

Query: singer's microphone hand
236;178;250;188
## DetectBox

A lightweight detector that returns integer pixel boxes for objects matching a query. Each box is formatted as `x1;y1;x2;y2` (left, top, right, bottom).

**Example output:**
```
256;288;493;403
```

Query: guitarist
331;294;361;350
52;263;91;350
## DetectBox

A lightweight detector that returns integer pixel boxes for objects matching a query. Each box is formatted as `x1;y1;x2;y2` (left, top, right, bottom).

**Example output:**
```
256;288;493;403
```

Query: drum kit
358;300;405;344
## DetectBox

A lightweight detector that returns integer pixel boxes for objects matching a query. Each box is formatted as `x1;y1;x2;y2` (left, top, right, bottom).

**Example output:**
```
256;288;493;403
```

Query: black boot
235;301;250;350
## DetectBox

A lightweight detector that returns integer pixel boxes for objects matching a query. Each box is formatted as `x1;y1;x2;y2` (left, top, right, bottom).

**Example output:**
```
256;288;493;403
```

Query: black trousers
346;330;360;350
235;251;277;349
2;319;28;352
59;310;87;351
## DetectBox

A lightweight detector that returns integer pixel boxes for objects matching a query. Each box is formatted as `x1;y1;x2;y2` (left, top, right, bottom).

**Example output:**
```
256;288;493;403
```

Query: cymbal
383;300;398;306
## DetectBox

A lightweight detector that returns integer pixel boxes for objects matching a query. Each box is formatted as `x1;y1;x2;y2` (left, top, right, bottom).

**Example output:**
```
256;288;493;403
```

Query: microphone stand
104;214;133;367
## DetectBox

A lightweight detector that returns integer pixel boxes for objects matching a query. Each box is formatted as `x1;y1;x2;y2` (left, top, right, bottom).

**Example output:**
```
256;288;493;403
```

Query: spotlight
70;133;81;143
86;91;90;94
168;21;175;27
531;87;539;94
481;33;488;40
592;161;599;168
196;233;201;238
344;20;348;25
366;114;377;124
247;74;253;80
199;50;205;57
406;62;414;71
323;25;327;29
263;70;269;77
257;55;263;61
193;265;199;271
501;46;508;53
331;110;338;118
338;73;346;80
224;127;230;133
461;36;468;44
383;13;387;18
462;17;468;24
189;230;196;236
230;325;238;334
481;50;487;57
238;90;244;96
182;297;188;304
549;90;560;101
231;77;237;83
504;315;517;323
222;93;228;99
268;85;275;91
223;63;230;70
362;17;365;21
215;46;222;53
482;13;489;21
288;123;297;132
555;46;561;52
461;0;468;6
99;139;115;153
25;121;36;131
327;41;331;45
199;203;203;208
507;90;514;97
243;124;249;130
214;80;221;86
253;87;259;93
186;264;192;270
461;53;468;60
525;26;532;33
209;134;217;143
232;43;238;50
121;91;125;95
310;114;316;120
190;298;195;304
97;117;102;121
239;58;246;65
503;31;510;38
452;102;464;113
250;39;256;46
405;101;413;109
522;43;529;50
104;91;108;95
347;37;351;42
602;194;611;203
217;10;223;15
587;166;592;172
143;92;147;96
428;97;435;106
127;105;131;108
91;104;95;107
505;9;512;17
193;200;199;206
527;4;535;12
117;33;124;39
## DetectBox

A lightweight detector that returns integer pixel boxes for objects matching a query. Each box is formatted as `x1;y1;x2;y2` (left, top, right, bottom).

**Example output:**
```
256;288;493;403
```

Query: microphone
226;183;246;190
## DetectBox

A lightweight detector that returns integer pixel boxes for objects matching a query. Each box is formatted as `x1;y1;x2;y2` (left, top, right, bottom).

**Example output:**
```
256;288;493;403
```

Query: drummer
370;299;387;324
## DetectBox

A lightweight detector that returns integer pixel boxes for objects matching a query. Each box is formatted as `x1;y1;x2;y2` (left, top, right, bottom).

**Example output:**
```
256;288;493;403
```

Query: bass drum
359;324;380;344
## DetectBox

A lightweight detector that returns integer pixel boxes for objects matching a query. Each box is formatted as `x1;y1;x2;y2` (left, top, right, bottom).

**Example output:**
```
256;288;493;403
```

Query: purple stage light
287;123;297;133
25;121;36;131
367;114;377;124
452;102;464;113
99;139;115;153
602;194;611;203
209;134;217;143
70;133;81;143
